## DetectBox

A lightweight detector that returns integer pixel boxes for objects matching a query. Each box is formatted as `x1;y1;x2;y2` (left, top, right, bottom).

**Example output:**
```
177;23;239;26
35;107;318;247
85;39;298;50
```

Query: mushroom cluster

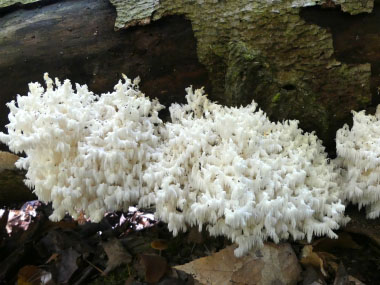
0;75;349;256
0;74;164;222
336;106;380;218
142;87;348;256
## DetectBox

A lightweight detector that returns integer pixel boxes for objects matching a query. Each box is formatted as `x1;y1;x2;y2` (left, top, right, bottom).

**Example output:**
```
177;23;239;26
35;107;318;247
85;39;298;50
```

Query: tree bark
0;0;210;152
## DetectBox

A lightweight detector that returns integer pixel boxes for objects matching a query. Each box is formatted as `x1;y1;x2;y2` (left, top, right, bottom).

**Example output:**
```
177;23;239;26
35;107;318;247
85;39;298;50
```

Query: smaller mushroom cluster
336;106;380;219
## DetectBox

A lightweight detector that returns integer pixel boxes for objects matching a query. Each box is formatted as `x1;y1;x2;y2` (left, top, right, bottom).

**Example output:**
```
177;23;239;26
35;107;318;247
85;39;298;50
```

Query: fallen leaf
102;238;132;275
35;230;65;258
300;245;327;276
17;265;54;285
333;262;349;285
139;254;168;283
56;247;80;283
318;252;339;273
18;265;41;285
301;245;339;277
175;243;301;285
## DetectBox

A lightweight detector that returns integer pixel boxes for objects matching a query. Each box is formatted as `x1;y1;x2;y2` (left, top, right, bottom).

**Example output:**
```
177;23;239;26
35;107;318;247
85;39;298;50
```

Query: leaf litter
1;201;380;284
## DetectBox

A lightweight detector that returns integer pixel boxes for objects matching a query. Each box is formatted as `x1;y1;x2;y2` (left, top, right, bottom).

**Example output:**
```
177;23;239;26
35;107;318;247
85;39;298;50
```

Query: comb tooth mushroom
336;105;380;219
143;86;348;257
0;74;164;223
1;75;349;257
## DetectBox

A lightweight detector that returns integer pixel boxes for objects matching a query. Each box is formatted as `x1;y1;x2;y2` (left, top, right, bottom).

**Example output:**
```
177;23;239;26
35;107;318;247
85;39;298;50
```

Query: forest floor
0;201;379;285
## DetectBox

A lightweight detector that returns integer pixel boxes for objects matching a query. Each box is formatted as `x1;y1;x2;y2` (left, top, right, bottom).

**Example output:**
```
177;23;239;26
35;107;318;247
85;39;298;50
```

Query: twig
83;258;105;275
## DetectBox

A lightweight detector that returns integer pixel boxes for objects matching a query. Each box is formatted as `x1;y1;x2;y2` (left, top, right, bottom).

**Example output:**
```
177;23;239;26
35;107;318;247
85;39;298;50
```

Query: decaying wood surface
0;0;210;151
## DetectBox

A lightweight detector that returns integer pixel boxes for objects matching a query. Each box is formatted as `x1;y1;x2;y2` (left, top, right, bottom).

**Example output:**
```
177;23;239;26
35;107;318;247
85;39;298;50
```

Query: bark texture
0;0;210;147
0;0;210;204
111;0;375;150
1;0;379;150
0;0;41;8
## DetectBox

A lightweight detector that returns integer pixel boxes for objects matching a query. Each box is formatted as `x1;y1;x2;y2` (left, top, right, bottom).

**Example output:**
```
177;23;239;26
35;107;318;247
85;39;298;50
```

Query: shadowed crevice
300;4;380;109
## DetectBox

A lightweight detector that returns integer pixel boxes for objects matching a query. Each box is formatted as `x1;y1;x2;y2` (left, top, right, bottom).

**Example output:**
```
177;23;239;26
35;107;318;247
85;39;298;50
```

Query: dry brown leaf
175;243;301;285
318;252;339;273
17;265;53;285
301;245;326;275
139;254;168;283
333;262;348;285
301;245;339;277
102;238;132;275
18;265;42;285
56;247;80;283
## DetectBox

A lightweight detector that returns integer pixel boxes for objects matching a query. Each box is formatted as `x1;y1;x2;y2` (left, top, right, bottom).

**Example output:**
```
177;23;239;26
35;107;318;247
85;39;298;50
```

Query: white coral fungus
336;106;380;219
142;87;347;257
0;75;348;257
0;73;163;222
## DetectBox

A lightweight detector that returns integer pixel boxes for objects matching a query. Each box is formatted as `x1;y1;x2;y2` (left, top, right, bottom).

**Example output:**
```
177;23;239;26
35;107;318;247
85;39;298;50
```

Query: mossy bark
0;0;210;154
110;0;374;150
0;0;376;149
0;0;41;8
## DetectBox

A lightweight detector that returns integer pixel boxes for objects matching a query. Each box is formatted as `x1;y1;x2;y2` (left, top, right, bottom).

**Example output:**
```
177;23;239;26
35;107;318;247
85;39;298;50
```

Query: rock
0;151;18;173
174;243;301;285
0;152;35;206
